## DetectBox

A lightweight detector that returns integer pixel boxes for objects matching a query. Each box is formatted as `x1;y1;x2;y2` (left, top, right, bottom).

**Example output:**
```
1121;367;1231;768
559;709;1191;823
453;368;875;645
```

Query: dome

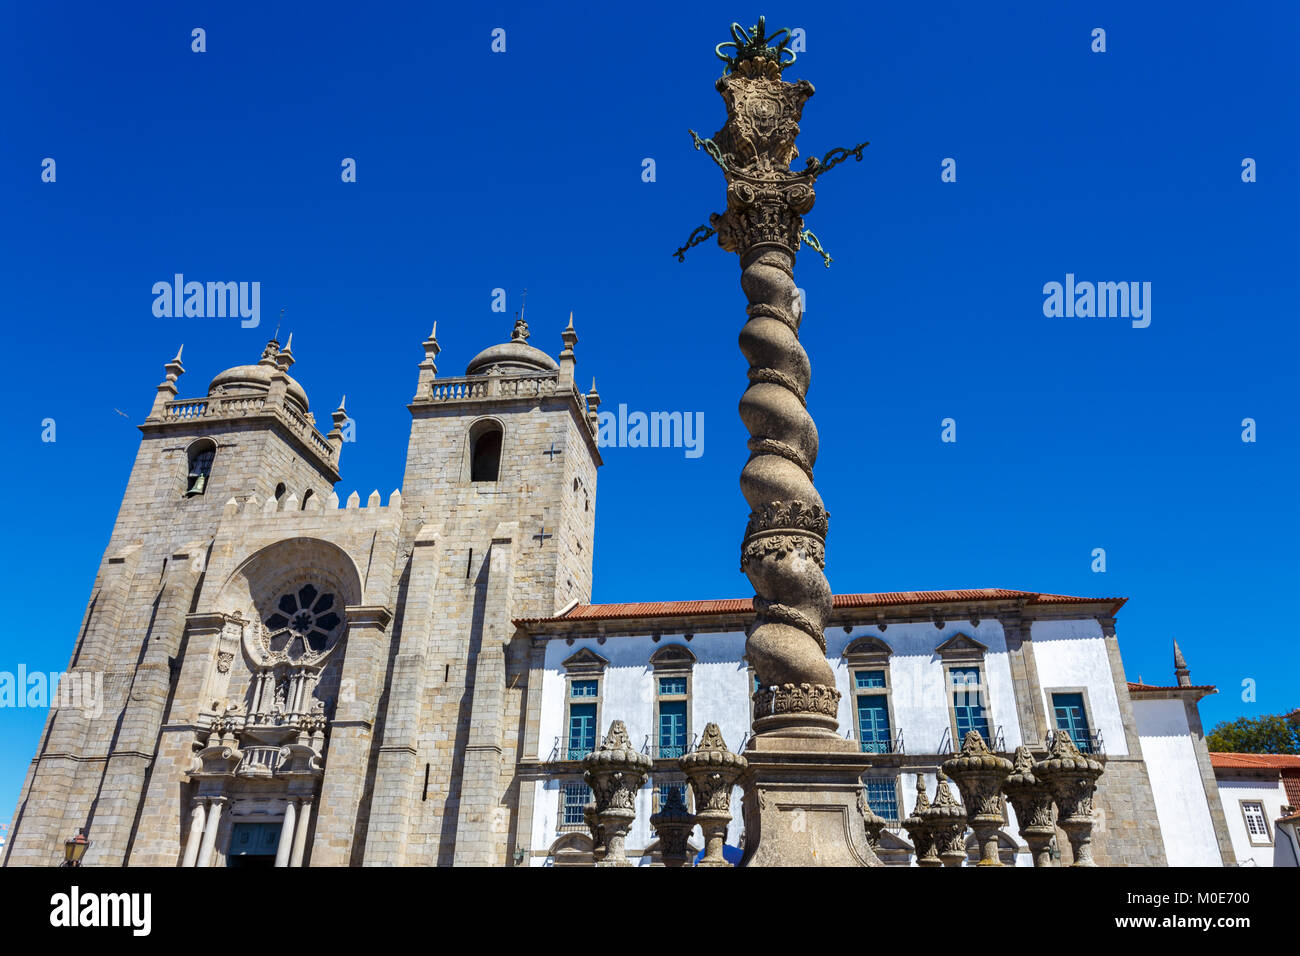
465;319;559;376
208;340;309;411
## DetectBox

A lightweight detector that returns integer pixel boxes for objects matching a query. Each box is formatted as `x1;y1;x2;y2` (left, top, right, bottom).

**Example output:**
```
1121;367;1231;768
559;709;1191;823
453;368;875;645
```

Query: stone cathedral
5;319;602;867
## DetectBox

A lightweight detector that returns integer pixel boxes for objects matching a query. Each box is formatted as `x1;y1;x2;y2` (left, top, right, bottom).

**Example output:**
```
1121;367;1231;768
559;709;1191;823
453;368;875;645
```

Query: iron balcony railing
939;725;1006;755
1046;728;1105;756
857;731;905;755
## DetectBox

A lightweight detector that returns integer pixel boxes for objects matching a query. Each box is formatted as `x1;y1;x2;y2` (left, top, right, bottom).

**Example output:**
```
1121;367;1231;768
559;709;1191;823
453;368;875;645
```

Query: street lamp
63;828;90;867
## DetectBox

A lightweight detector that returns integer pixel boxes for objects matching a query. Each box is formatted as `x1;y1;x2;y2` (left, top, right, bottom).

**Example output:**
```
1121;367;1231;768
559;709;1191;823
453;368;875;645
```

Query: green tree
1206;713;1300;754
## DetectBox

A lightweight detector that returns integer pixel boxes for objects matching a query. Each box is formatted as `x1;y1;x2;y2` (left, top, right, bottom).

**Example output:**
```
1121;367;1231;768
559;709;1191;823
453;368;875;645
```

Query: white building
513;589;1239;866
1209;752;1300;867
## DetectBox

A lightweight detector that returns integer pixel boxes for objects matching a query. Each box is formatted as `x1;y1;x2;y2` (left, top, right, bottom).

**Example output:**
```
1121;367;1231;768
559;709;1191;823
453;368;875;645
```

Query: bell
189;474;207;496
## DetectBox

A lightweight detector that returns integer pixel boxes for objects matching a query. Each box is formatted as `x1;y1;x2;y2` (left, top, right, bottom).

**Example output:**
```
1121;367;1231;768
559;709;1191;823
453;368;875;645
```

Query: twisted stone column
1002;746;1057;867
701;20;838;735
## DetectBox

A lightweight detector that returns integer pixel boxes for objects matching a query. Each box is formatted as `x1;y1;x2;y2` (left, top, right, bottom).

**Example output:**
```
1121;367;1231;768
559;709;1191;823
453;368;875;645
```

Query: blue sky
2;2;1298;823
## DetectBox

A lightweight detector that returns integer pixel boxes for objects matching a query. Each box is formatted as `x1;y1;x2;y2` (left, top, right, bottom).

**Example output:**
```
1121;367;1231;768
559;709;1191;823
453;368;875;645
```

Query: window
185;439;216;496
1052;692;1093;754
1241;801;1272;846
469;423;502;481
561;781;591;827
658;700;687;759
843;635;896;754
300;489;314;510
951;666;990;745
864;778;900;825
567;701;597;760
649;643;694;759
560;648;607;762
658;676;686;696
855;669;893;755
274;482;287;501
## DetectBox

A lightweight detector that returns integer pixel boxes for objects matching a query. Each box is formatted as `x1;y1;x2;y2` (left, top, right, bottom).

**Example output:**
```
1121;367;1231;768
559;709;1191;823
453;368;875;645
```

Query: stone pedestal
739;732;881;867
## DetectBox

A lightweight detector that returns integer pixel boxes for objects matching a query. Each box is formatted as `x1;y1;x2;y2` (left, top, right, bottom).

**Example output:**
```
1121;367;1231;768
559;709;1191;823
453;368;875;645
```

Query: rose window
262;584;342;661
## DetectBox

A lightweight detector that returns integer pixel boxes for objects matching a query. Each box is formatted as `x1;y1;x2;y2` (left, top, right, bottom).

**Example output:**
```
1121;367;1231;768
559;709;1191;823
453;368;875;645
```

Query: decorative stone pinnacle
680;723;745;867
1035;732;1105;866
163;346;185;383
1003;745;1056;868
649;788;696;867
1173;640;1191;686
943;731;1013;866
511;318;530;342
582;720;653;867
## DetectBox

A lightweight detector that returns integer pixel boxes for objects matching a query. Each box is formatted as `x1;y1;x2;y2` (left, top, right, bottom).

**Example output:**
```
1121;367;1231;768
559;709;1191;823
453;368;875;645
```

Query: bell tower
3;337;343;865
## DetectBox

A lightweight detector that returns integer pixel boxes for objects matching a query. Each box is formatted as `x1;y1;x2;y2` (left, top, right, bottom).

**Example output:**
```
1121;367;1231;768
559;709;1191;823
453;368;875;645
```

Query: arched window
274;483;287;501
186;440;216;497
469;422;503;482
301;489;314;510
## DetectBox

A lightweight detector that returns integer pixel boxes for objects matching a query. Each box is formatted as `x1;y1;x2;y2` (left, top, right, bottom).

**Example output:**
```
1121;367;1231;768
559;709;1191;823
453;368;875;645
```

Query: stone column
693;19;878;867
582;802;606;865
857;789;887;853
180;799;206;868
942;731;1013;866
196;796;226;868
275;798;297;867
1034;733;1104;867
1002;746;1057;867
290;798;313;867
680;723;747;867
582;721;652;867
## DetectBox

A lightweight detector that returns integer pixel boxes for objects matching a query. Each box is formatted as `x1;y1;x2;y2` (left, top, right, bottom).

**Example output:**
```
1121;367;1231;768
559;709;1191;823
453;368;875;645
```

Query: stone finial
415;323;441;399
584;378;601;435
942;730;1013;866
649;787;696;867
857;789;887;850
1003;745;1056;867
511;318;530;342
1034;732;1105;867
327;396;349;457
680;722;746;867
1173;640;1191;687
277;332;295;372
146;345;187;421
558;312;578;386
901;774;939;867
582;720;653;867
925;771;969;866
258;338;281;367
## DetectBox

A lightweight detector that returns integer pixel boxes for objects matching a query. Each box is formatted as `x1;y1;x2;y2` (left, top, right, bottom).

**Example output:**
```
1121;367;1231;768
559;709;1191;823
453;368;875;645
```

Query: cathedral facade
3;319;1236;867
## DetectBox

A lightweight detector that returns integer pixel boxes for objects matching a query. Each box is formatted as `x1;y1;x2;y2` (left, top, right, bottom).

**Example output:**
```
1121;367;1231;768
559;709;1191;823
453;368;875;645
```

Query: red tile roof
1209;752;1300;770
516;588;1125;625
1127;681;1217;693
